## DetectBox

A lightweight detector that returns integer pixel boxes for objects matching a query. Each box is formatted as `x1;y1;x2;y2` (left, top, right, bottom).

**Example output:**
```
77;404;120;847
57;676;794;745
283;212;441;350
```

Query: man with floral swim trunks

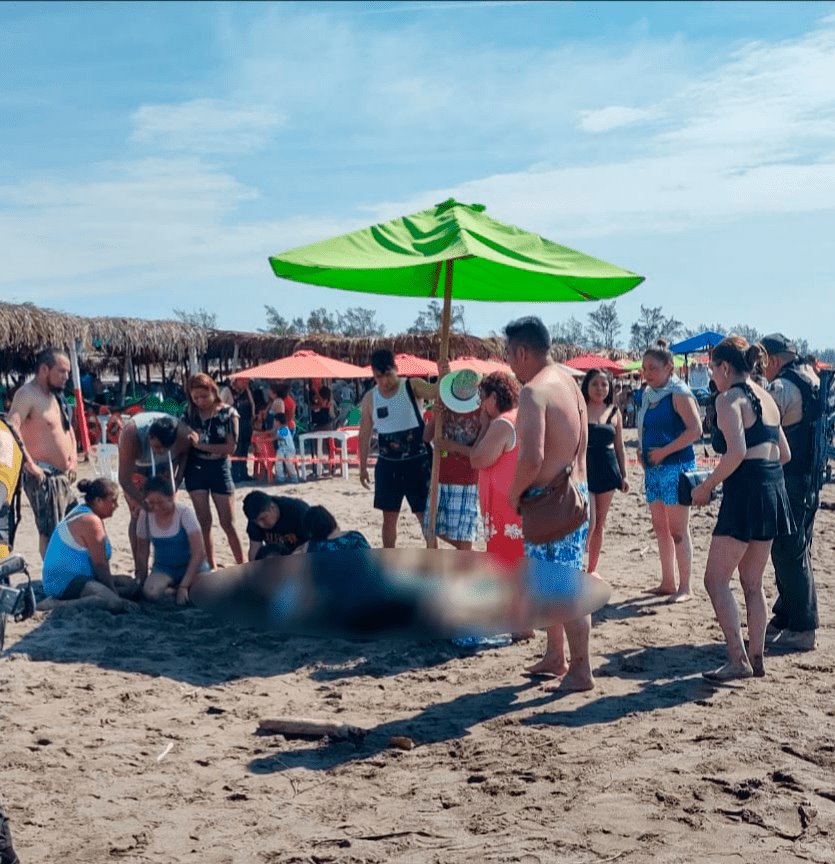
506;317;594;693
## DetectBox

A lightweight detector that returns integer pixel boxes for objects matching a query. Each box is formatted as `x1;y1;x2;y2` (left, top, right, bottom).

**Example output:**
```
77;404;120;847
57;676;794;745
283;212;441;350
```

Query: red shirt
438;409;480;486
284;395;296;431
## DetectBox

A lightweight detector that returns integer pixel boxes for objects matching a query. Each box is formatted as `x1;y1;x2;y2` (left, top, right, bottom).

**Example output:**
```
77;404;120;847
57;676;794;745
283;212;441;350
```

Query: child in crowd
274;413;299;484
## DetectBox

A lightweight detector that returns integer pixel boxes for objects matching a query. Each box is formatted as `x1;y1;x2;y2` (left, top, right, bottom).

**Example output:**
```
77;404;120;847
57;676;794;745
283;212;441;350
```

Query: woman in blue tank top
638;341;703;602
42;478;140;611
136;475;210;605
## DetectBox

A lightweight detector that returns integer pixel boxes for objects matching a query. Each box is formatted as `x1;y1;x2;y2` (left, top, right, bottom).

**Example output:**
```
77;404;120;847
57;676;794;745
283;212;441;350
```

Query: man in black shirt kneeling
242;491;310;560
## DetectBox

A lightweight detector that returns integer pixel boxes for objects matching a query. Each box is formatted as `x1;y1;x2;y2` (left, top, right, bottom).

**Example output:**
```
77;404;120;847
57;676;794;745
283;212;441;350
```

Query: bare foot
543;670;595;692
702;662;753;683
750;655;765;678
666;591;693;604
525;655;568;677
646;584;676;596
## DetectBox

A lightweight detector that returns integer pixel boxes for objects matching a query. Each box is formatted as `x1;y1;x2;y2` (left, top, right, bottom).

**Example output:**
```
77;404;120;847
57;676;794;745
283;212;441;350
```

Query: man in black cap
761;332;820;651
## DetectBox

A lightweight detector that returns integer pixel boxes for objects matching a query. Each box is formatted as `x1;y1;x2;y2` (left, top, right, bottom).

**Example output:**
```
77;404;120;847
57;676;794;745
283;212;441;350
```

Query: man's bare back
518;364;587;490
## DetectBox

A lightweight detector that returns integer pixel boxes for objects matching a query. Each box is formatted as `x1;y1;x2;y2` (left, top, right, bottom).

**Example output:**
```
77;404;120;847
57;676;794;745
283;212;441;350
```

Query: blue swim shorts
423;483;481;542
523;482;589;570
643;459;697;506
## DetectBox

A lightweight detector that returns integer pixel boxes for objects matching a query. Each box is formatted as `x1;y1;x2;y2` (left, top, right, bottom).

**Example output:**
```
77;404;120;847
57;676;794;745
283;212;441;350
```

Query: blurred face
479;387;499;418
232;378;247;392
148;434;169;456
641;356;673;389
505;341;532;384
587;373;610;404
709;359;734;393
92;489;119;519
43;356;71;393
145;490;175;516
372;367;398;392
763;354;781;382
254;502;280;530
190;387;215;412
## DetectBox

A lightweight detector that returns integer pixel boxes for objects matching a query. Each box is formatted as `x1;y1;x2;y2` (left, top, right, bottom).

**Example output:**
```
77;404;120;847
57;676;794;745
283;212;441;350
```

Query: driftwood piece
257;718;366;740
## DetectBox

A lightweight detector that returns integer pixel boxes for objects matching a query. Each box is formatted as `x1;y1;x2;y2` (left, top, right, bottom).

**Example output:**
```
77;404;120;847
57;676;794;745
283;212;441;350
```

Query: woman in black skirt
691;337;793;682
582;369;629;573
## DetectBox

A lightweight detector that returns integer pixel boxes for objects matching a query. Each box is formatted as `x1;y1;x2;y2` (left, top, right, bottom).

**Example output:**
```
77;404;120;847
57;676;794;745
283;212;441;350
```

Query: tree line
173;302;833;363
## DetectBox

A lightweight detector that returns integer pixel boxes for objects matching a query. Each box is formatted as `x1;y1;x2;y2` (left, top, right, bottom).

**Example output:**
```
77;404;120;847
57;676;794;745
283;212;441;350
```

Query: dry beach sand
2;433;834;863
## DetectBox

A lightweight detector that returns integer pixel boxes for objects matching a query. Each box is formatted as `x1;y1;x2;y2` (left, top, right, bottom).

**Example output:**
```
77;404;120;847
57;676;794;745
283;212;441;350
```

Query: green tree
173;307;217;328
337;307;386;337
549;316;586;348
586;301;621;349
629;305;683;353
683;322;727;339
263;305;305;335
306;307;339;334
727;323;760;344
408;300;467;334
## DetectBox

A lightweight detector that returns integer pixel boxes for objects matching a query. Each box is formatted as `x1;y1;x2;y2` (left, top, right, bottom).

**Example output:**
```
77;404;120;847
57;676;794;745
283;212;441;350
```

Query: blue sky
2;1;834;349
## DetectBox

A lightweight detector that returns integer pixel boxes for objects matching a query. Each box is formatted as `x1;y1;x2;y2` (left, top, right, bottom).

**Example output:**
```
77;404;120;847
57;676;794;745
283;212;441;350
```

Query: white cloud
130;99;284;153
367;15;835;237
578;105;658;133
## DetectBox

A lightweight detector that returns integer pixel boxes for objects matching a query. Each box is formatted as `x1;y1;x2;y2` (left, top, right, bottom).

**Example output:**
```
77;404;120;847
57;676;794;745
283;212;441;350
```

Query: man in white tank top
359;349;445;547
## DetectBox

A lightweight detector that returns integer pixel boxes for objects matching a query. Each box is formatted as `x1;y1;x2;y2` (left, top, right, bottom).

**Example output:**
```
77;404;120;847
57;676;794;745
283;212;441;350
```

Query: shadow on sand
7;602;461;687
247;642;724;775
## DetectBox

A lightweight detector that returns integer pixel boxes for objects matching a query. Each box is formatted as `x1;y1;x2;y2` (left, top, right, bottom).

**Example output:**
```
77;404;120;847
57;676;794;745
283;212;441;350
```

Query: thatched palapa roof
206;330;506;368
0;302;209;372
87;316;208;366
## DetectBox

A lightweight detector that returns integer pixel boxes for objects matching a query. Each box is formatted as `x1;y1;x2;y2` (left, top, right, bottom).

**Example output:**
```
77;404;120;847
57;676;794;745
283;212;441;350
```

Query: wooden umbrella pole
426;260;453;549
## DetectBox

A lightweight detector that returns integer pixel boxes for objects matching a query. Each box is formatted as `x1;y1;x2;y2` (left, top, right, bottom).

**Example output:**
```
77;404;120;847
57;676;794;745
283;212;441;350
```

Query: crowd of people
0;324;827;864
1;331;824;674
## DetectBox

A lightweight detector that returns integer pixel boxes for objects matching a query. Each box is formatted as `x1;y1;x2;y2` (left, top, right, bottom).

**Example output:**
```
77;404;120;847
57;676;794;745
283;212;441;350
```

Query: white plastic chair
89;444;119;482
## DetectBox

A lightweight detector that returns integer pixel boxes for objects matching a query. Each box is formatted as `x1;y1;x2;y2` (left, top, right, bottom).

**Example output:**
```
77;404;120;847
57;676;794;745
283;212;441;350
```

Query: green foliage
408;300;467;334
263;305;305;335
586;302;621;349
337;307;386;337
173;307;217;329
549;316;587;347
629;305;683;353
263;305;385;337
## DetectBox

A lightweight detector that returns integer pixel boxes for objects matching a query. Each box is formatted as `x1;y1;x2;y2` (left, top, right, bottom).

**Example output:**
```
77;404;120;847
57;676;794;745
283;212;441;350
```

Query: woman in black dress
691;337;792;682
582;369;629;573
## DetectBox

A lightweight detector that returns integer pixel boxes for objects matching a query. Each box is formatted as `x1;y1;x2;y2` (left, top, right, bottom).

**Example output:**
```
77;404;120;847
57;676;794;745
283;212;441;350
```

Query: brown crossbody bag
517;391;589;545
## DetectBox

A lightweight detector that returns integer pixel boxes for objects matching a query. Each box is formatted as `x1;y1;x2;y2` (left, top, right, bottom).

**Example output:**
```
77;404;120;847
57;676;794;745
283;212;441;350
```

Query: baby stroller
0;554;36;652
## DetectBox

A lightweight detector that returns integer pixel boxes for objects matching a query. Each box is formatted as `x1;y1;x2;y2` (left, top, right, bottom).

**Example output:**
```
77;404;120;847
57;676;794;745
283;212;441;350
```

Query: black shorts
184;457;234;496
373;455;430;513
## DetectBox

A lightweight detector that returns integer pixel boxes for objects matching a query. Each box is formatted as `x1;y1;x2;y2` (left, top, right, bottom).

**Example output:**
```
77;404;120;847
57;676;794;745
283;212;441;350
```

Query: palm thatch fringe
0;302;208;372
206;330;506;367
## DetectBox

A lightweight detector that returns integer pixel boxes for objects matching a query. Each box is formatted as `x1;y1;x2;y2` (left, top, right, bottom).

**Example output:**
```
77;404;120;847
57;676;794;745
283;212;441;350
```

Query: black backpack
780;367;835;493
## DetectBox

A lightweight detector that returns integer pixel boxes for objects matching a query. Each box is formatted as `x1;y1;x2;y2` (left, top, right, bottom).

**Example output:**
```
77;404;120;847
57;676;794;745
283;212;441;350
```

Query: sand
2;435;834;863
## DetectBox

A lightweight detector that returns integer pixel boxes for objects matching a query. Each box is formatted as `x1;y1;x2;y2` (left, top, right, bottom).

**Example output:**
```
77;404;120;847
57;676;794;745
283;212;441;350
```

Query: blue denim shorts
644;459;697;506
523;482;589;570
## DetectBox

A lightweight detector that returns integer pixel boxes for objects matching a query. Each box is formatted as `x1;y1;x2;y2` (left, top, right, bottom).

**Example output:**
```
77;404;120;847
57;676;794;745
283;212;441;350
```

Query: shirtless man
505;317;594;693
8;348;78;558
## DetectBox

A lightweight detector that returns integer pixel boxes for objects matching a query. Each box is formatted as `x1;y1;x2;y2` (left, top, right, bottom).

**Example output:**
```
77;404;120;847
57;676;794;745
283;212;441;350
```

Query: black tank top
587;406;617;450
711;383;780;454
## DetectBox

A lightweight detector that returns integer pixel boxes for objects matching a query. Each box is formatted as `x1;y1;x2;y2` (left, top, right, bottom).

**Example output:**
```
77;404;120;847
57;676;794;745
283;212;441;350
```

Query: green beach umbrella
270;198;645;547
622;354;687;372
